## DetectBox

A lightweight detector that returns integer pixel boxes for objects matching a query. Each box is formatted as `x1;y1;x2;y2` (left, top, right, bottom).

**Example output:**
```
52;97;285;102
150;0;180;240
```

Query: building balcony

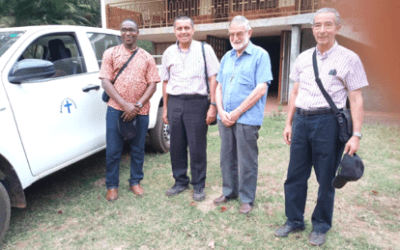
106;0;338;30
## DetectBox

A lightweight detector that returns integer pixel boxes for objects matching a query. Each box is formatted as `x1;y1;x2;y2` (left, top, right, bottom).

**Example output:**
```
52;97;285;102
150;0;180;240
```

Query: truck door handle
82;84;100;92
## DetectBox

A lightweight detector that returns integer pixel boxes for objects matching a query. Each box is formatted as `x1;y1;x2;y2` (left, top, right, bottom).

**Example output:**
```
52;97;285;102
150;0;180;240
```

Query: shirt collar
230;41;254;56
121;44;139;54
316;41;338;57
176;40;195;53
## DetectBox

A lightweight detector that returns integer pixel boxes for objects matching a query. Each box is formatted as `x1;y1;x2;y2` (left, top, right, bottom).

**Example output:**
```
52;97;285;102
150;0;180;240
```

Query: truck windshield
0;31;24;57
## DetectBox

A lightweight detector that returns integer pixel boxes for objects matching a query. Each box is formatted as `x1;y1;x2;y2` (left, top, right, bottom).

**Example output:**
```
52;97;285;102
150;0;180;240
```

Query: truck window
0;31;24;57
86;33;121;68
20;34;86;78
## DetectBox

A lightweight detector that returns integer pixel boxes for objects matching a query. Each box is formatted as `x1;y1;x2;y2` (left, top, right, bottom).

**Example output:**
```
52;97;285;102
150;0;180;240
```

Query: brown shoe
213;195;229;205
106;188;118;201
129;184;144;197
213;195;237;205
239;203;253;214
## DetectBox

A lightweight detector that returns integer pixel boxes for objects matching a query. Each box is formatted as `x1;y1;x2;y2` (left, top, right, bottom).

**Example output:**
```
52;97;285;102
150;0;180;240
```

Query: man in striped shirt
161;16;220;201
274;8;368;246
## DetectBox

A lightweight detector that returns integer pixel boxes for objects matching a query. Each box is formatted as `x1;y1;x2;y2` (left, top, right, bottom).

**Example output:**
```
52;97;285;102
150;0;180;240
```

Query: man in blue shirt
214;15;273;213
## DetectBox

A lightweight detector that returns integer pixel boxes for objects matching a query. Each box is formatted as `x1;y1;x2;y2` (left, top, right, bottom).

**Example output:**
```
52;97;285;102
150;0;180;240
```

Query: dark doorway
250;36;281;96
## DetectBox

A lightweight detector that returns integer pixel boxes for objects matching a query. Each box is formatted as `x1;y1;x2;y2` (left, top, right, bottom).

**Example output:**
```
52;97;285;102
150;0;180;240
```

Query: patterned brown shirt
99;44;160;115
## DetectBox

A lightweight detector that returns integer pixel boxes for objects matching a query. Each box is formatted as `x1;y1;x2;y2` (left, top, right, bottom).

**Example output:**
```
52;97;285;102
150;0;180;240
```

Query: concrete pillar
288;25;301;97
101;0;107;28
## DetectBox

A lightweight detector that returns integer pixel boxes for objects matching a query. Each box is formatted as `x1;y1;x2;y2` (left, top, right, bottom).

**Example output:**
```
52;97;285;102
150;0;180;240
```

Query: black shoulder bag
201;42;217;125
312;49;352;143
102;48;139;102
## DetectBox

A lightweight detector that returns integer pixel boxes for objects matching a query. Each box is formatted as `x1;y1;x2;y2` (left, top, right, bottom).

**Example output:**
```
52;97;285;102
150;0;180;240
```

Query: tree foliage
0;0;101;27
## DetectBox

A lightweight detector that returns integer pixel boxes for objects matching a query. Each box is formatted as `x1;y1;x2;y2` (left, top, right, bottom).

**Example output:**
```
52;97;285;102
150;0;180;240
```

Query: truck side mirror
8;59;56;83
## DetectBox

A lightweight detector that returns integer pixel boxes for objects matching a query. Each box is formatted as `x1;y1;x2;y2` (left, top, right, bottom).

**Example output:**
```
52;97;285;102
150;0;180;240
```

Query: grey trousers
218;120;260;204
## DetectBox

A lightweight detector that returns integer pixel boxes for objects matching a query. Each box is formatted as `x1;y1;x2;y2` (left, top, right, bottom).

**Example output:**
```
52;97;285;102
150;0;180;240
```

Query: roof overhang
137;13;314;42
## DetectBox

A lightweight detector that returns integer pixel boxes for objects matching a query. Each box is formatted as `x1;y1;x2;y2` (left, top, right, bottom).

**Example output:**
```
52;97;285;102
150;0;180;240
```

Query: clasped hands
121;102;141;122
220;109;241;127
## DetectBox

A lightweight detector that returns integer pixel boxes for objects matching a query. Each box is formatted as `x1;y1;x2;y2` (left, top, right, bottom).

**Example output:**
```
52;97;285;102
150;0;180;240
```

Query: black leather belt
296;108;337;116
170;94;208;100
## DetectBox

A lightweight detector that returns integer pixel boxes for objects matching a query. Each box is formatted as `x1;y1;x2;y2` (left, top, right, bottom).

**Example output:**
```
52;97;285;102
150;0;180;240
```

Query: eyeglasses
313;23;336;31
121;28;138;34
228;31;247;38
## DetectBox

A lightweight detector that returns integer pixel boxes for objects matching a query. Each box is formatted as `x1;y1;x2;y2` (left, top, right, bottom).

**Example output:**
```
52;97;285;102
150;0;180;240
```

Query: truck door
3;32;107;176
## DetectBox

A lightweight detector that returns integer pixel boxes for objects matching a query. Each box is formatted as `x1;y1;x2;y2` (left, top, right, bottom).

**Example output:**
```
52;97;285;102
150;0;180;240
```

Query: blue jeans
105;106;149;189
284;111;344;233
218;120;260;204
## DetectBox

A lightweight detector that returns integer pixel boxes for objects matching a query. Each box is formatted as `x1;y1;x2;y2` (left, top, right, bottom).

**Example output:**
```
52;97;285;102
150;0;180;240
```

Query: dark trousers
105;106;149;189
284;111;344;233
168;95;208;189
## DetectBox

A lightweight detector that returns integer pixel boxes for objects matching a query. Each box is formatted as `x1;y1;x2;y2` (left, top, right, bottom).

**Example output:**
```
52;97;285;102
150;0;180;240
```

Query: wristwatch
210;102;217;106
352;132;362;139
136;101;143;108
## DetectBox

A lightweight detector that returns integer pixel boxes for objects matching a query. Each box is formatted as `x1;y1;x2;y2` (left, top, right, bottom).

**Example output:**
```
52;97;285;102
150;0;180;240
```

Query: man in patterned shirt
161;16;220;201
99;19;160;201
274;8;368;246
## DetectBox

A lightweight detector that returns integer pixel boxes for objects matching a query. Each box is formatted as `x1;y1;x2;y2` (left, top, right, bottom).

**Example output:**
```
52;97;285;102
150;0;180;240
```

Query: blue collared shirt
216;42;273;126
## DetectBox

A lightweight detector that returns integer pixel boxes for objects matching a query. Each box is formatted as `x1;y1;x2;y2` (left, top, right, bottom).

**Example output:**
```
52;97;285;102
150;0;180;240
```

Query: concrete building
101;0;400;116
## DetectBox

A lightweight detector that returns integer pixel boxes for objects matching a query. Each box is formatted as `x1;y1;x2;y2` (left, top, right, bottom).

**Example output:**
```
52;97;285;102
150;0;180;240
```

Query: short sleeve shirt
99;44;161;115
161;40;220;95
290;42;369;109
217;42;273;126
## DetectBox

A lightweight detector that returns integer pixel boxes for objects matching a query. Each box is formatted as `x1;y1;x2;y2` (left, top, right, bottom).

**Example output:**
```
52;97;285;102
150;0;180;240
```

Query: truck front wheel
0;181;11;243
149;107;170;153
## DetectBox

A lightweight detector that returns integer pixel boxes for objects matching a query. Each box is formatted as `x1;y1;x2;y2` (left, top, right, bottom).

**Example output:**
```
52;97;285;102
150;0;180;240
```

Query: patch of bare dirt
334;183;400;249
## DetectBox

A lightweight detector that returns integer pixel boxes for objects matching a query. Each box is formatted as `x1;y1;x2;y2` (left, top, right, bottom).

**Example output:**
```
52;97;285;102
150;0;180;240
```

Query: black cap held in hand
118;117;137;140
332;153;364;189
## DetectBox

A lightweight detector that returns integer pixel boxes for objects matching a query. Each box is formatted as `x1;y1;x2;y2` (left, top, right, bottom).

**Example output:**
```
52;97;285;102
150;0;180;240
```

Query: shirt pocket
237;63;255;87
190;59;204;80
237;68;256;94
170;57;184;75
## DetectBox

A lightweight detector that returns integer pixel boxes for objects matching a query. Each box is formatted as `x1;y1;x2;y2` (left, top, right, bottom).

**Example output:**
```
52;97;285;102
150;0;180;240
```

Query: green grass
1;115;399;250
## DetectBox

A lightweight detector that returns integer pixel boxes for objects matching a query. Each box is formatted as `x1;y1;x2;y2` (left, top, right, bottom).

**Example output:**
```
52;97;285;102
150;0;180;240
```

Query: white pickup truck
0;25;169;241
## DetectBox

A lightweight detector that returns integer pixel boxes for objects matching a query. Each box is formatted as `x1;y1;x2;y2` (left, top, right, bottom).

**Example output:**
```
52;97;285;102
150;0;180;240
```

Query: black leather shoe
274;223;305;237
308;231;326;246
166;184;188;196
193;188;206;201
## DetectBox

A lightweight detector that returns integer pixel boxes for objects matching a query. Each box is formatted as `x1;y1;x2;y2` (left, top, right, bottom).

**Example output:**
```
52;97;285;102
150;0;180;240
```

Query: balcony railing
106;0;338;30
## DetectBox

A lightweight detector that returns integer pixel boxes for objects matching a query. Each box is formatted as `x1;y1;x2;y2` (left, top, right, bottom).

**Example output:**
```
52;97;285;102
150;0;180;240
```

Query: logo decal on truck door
60;98;77;113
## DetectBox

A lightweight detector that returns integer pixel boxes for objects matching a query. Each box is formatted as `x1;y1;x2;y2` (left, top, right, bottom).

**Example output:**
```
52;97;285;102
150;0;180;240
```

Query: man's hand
220;111;235;127
343;136;360;156
205;105;217;125
283;124;292;145
162;107;169;124
121;102;139;122
227;109;241;123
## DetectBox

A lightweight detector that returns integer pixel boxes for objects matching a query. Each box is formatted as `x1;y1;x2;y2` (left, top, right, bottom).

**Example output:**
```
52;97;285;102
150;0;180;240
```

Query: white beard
230;36;249;52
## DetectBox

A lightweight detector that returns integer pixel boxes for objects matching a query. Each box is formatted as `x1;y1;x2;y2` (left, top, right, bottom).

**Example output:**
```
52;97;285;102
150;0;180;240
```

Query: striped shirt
161;40;220;95
291;42;368;110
